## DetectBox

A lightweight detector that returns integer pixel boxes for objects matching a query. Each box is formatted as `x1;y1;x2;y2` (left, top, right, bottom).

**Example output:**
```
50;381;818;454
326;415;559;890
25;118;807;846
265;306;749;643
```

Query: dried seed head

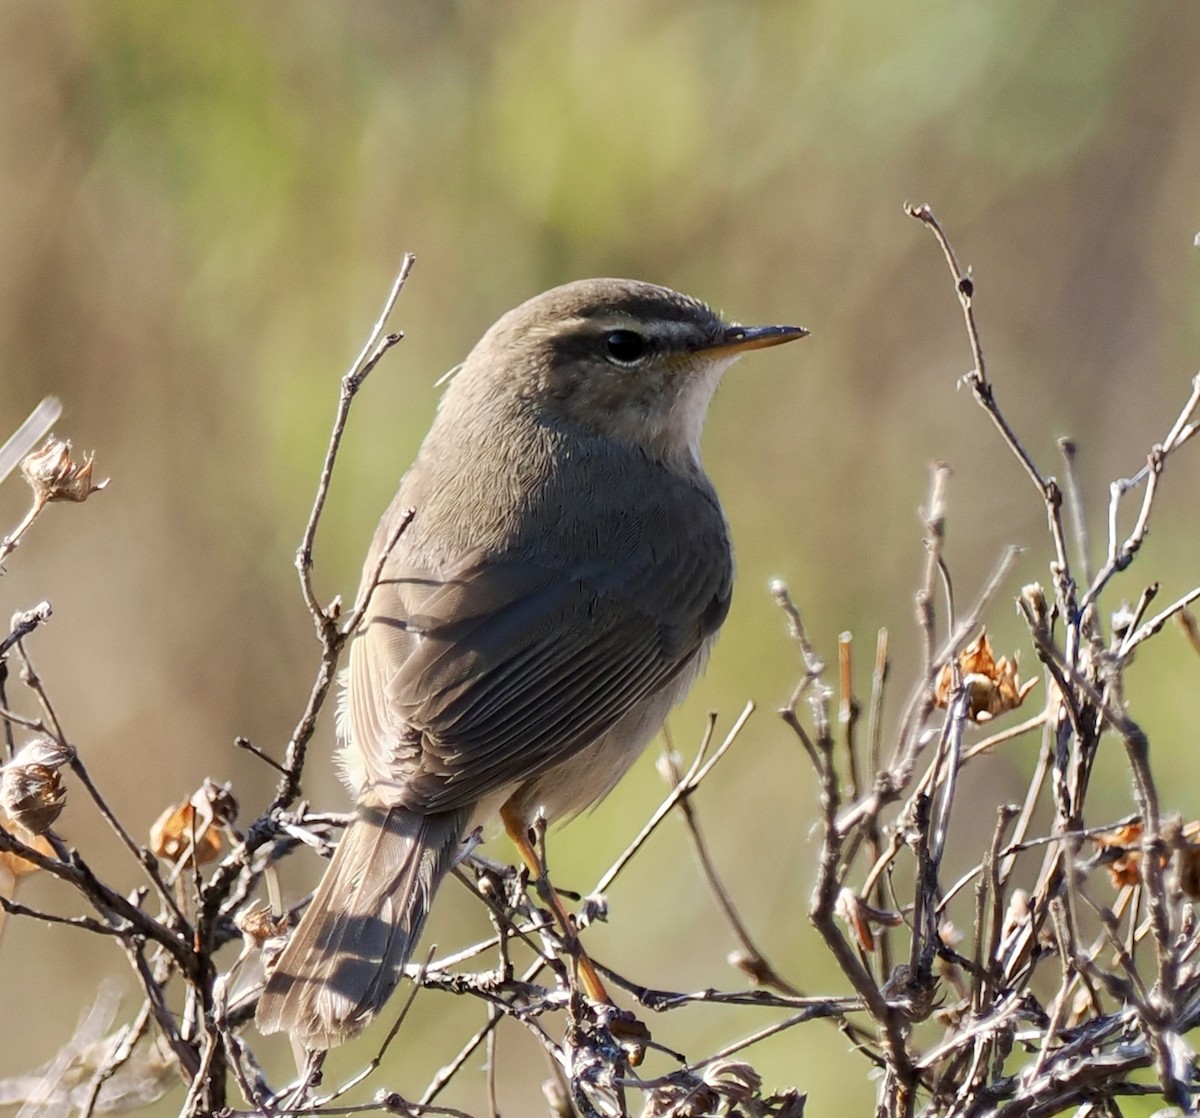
192;778;238;830
934;629;1038;722
938;920;964;948
20;437;108;505
0;738;73;834
235;900;288;948
641;1061;767;1118
581;892;608;924
1019;582;1050;631
1;762;66;834
699;1059;762;1101
8;737;74;770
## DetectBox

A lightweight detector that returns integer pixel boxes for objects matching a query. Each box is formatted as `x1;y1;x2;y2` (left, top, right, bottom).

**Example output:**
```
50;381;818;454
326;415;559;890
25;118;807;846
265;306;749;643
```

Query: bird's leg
499;803;609;1003
501;806;652;1064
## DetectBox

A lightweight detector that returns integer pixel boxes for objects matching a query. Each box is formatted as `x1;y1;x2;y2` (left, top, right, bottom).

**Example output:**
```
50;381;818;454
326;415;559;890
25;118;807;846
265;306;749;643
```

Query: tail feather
256;802;467;1050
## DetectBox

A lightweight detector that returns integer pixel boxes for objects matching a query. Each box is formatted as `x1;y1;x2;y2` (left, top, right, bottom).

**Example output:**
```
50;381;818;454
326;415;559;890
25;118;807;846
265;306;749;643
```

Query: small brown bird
256;278;806;1049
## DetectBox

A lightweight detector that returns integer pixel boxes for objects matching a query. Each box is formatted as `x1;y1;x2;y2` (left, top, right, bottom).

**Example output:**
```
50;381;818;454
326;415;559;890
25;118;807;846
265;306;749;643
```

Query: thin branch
661;740;802;997
1057;437;1094;590
1121;583;1200;654
296;254;416;620
0;601;52;660
591;702;755;897
277;255;417;811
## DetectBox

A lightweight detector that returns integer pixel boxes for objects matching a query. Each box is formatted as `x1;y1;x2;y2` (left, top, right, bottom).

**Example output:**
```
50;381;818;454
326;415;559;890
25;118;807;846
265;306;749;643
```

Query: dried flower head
1;763;65;834
0;737;74;834
938;920;964;948
235;900;289;948
8;737;75;770
192;777;239;832
1019;583;1051;632
934;629;1038;722
20;437;108;505
641;1061;770;1118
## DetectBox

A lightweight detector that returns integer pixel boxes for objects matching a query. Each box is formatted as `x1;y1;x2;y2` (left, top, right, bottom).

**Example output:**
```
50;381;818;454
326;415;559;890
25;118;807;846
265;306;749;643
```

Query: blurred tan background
2;2;1200;1114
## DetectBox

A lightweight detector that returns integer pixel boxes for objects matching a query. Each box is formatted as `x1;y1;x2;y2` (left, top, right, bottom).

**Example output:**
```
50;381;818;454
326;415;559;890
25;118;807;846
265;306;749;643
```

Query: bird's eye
603;330;648;366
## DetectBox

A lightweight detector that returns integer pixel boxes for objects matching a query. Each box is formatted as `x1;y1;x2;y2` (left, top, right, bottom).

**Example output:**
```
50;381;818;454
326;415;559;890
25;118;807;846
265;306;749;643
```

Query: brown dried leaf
149;801;222;867
1001;889;1031;942
0;825;55;879
1090;822;1161;889
1179;608;1200;658
148;779;239;870
835;887;902;953
1174;819;1200;899
0;827;55;947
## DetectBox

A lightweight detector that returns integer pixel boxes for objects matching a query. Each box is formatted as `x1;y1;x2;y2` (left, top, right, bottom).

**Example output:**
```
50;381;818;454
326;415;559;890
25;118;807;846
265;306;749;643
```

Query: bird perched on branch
256;278;807;1049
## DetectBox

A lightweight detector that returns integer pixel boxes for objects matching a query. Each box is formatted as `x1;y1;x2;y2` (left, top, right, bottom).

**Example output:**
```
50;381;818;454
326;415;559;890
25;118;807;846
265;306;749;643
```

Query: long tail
256;801;468;1050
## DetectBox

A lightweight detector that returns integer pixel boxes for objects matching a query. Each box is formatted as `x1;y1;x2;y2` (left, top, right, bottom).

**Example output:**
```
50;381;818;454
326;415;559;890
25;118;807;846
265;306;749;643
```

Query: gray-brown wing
347;534;730;814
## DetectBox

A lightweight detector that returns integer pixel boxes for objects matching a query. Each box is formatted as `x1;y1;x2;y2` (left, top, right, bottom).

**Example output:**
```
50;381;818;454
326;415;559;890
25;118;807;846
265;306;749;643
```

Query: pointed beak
710;323;810;355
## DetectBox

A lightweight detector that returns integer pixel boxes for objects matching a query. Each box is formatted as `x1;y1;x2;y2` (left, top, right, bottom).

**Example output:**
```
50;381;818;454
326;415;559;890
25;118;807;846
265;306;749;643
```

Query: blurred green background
2;1;1200;1114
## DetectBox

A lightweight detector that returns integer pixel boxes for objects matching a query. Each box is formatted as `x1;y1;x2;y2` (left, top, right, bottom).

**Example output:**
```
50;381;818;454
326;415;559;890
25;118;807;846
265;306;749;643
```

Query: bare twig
592;702;755;896
281;254;417;808
296;254;416;621
660;739;803;997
